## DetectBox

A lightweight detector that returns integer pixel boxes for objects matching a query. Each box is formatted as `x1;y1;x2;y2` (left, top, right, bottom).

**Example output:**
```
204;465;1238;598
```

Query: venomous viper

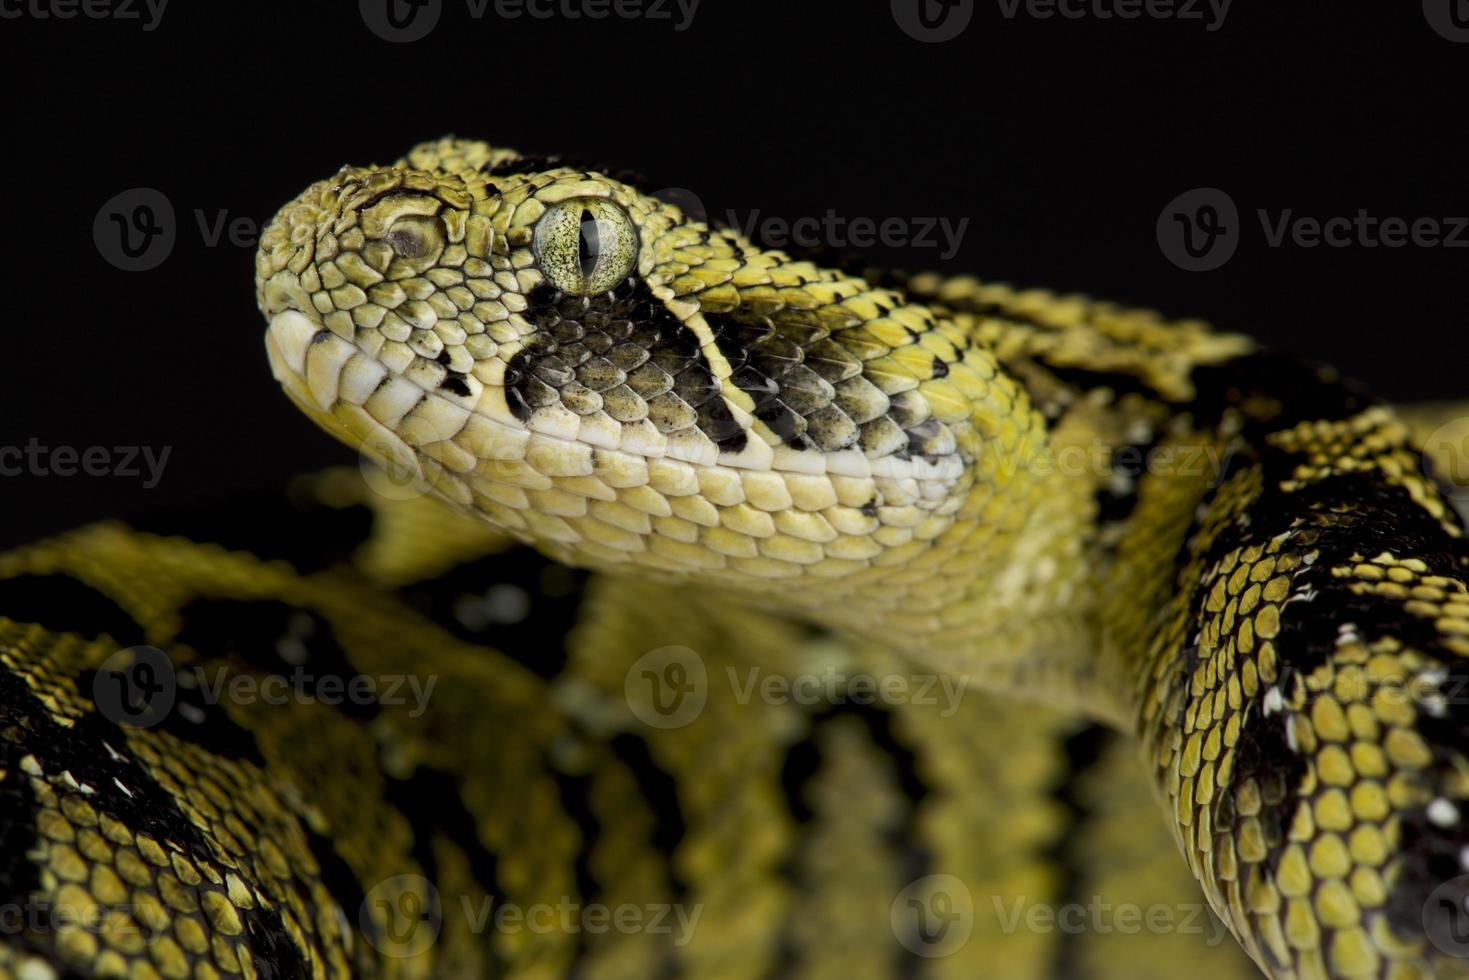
2;137;1469;979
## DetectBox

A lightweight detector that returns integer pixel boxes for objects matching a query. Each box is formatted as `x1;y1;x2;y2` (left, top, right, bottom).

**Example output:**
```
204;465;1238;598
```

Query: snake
2;137;1468;979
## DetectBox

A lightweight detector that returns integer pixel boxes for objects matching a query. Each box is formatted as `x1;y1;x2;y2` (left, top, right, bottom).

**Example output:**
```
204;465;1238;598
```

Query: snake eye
533;198;639;296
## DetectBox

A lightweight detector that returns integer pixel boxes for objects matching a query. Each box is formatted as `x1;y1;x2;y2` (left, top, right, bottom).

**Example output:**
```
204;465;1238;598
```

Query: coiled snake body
2;138;1467;978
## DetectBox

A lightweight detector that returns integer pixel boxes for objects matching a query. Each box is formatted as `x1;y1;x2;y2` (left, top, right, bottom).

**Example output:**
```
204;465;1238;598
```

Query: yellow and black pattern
0;472;1254;978
3;135;1467;977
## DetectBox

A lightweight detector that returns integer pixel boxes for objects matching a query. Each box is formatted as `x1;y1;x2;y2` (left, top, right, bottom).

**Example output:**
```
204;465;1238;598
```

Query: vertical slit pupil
578;209;600;279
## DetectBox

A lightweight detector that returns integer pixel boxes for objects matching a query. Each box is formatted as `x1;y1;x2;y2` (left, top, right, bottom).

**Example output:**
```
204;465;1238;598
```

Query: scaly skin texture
252;138;1469;977
0;472;1257;978
0;136;1464;978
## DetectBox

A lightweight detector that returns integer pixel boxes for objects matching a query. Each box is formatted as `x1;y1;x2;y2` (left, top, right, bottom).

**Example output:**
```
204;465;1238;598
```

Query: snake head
255;138;1030;638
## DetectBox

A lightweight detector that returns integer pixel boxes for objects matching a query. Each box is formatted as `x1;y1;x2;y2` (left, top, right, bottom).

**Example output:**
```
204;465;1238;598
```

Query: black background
3;0;1465;547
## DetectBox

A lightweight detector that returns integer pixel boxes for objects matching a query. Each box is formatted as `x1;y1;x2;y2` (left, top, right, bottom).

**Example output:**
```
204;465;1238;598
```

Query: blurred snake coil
3;138;1469;979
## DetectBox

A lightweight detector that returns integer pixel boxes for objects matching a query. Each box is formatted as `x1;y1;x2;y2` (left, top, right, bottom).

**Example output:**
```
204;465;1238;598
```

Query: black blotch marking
1094;436;1162;526
173;598;378;723
240;907;310;980
395;548;588;680
381;766;507;975
1189;350;1377;437
0;666;215;863
441;374;471;397
0;575;145;647
860;499;879;518
128;494;373;574
0;739;40;931
1169;460;1468;963
1040;362;1166;405
1044;725;1115;980
302;824;370;938
778;701;928;826
550;768;600;906
608;734;687;890
774;701;929;978
508;279;747;453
